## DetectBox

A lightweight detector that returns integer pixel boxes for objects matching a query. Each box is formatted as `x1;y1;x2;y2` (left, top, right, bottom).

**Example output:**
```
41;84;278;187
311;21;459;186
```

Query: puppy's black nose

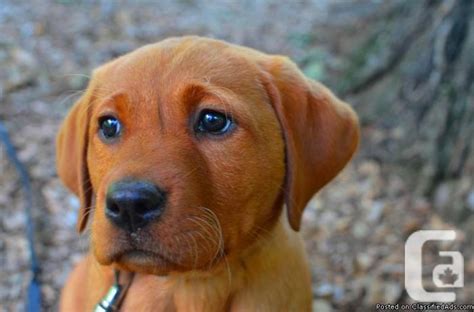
105;180;166;232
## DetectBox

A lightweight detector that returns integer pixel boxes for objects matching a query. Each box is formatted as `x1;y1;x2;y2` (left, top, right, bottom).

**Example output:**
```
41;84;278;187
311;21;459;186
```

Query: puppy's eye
99;116;121;140
195;109;233;135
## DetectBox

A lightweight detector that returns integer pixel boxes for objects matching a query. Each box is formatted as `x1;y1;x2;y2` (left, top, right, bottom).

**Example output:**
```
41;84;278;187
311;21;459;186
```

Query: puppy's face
88;39;285;274
57;37;359;275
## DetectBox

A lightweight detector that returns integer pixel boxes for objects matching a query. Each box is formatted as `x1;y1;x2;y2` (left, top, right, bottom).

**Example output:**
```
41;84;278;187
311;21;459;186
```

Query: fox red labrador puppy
57;36;359;311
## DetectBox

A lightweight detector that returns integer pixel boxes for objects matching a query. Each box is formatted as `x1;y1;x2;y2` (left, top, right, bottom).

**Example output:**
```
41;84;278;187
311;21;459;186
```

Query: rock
2;211;25;231
352;221;369;239
314;283;335;299
384;281;403;302
312;299;333;312
0;46;38;93
314;282;345;303
355;253;374;272
367;200;385;223
365;278;384;304
41;284;56;303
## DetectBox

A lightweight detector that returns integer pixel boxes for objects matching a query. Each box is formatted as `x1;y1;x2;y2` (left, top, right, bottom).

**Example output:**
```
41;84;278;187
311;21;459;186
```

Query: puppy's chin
96;248;186;276
114;251;182;276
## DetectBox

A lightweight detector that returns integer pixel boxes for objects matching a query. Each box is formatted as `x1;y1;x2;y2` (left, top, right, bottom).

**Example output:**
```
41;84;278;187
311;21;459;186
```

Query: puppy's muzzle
105;180;167;232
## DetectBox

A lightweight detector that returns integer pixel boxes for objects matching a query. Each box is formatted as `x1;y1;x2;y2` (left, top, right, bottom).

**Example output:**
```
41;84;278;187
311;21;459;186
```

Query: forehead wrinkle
175;82;208;108
155;90;168;134
118;71;165;131
174;80;238;110
96;92;132;116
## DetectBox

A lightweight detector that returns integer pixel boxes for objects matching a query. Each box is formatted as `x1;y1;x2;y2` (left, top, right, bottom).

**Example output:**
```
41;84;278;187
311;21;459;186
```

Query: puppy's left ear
56;76;98;233
259;56;360;231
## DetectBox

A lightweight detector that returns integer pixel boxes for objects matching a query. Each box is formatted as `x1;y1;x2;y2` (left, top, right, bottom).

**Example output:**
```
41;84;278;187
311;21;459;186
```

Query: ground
1;1;473;311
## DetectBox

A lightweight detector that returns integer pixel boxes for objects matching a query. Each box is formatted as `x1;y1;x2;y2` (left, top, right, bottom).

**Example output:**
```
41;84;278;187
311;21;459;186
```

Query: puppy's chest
119;277;174;311
119;276;231;312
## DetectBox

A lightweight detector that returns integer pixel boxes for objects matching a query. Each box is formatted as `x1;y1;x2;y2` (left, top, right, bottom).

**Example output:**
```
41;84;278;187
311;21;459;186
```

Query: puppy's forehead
96;37;264;99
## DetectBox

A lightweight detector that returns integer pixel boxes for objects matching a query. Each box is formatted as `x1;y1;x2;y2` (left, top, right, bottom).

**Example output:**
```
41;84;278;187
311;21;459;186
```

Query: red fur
57;36;359;311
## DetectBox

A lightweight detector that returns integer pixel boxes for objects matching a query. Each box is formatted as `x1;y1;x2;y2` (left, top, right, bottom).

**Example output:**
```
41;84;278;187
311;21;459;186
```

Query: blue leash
0;121;41;312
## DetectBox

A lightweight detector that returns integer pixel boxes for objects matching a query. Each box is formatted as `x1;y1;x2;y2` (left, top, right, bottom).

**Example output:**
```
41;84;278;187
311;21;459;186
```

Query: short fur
57;36;359;311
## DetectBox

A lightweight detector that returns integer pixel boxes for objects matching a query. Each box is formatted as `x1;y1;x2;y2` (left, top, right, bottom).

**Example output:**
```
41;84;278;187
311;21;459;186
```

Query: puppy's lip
117;250;155;264
113;248;165;262
110;247;182;268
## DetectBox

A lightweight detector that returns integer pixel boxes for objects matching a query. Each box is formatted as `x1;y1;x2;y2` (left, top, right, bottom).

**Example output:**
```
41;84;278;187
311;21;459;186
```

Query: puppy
57;36;359;311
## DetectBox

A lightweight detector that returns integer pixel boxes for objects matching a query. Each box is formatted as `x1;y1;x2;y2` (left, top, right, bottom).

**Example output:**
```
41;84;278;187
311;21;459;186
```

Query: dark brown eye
99;116;121;140
195;109;232;135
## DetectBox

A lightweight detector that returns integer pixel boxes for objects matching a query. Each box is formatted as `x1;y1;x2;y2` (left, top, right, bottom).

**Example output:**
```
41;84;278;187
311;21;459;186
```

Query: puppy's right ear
258;56;359;231
56;79;96;233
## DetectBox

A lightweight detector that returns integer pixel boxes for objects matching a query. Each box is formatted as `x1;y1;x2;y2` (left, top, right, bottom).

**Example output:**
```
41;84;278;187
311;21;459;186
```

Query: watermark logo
405;230;464;302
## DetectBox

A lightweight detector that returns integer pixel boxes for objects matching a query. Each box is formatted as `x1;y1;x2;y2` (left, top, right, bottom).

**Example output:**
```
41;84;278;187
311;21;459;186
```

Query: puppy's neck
95;213;310;311
165;213;308;310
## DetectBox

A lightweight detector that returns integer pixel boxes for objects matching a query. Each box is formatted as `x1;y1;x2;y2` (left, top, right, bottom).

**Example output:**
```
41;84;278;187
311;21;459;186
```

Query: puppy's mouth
95;229;186;274
108;248;184;275
116;248;164;264
114;249;164;263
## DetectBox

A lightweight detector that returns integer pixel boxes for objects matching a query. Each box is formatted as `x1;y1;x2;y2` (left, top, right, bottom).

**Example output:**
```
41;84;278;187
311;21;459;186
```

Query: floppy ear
260;56;360;231
56;81;95;233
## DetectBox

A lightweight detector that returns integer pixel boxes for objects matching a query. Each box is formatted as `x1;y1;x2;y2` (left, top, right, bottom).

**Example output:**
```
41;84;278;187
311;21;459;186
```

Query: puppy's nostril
135;203;151;215
107;201;121;215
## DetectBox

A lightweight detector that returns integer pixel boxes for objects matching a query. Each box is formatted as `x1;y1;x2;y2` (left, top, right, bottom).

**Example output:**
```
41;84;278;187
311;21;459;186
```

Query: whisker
187;216;219;247
198;207;225;268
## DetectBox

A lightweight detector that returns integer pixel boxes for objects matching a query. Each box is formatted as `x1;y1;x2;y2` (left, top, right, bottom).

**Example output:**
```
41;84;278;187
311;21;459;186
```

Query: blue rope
0;121;41;312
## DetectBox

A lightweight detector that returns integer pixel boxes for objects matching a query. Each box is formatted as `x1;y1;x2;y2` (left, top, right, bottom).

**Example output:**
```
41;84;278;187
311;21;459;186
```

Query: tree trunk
327;0;473;224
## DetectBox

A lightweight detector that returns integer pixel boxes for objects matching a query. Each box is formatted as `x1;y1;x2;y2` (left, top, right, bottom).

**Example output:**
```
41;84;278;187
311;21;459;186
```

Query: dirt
1;1;472;311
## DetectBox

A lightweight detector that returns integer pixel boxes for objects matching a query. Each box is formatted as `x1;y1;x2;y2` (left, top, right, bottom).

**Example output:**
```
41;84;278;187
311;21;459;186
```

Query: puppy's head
56;37;359;275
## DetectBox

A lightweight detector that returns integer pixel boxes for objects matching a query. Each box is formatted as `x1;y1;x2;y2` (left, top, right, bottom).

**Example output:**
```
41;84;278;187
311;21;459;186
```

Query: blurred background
0;0;473;311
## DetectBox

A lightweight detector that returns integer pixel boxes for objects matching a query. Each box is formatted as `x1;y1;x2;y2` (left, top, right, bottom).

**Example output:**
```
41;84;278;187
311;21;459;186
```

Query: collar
94;270;135;312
